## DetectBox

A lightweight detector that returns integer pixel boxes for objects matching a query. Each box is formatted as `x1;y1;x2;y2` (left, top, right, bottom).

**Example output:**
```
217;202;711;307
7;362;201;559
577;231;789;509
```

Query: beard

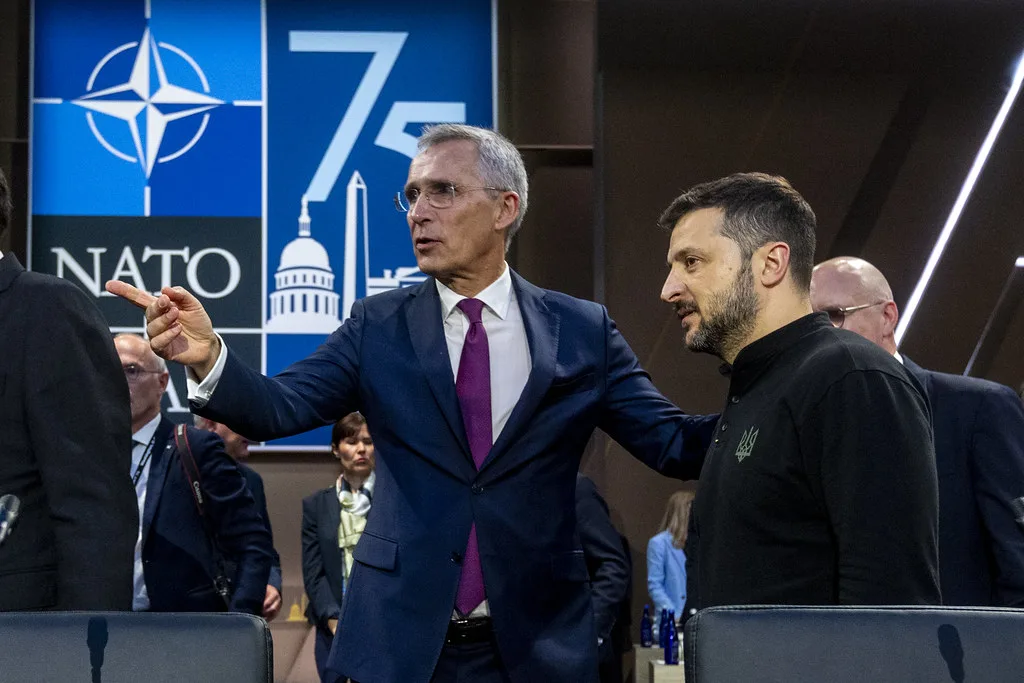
683;266;760;360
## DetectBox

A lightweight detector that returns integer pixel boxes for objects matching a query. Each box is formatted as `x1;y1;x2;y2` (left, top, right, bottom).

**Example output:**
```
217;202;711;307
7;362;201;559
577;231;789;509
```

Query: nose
408;194;431;224
661;268;685;304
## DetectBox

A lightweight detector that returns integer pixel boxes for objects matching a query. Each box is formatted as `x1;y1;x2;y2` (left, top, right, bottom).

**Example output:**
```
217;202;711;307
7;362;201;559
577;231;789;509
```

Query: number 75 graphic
289;31;468;202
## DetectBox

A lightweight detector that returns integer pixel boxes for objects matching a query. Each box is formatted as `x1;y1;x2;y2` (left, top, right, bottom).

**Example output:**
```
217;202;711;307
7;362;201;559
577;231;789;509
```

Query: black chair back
0;611;272;683
685;605;1024;683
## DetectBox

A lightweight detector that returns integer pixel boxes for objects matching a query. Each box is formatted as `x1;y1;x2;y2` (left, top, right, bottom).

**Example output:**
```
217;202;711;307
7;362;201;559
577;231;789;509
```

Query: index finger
105;280;157;310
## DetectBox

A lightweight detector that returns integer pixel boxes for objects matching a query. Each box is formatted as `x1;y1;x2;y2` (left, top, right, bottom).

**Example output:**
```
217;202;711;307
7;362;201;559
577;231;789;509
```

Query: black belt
445;617;494;646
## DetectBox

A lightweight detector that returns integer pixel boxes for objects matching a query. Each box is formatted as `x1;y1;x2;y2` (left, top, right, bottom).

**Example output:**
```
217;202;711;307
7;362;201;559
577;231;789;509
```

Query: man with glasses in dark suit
812;256;1024;607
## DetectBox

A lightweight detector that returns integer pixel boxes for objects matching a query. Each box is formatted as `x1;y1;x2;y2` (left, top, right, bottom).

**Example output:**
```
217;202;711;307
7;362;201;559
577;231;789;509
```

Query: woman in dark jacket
301;413;375;682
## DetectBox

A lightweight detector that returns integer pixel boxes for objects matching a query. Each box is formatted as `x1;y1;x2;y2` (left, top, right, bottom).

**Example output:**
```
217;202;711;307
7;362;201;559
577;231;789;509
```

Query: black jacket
302;486;345;632
904;357;1024;606
0;253;137;610
141;418;274;614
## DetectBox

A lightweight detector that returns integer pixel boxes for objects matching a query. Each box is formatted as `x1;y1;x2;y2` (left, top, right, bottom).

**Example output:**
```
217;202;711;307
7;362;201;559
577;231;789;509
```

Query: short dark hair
0;166;12;240
657;172;817;291
331;412;367;446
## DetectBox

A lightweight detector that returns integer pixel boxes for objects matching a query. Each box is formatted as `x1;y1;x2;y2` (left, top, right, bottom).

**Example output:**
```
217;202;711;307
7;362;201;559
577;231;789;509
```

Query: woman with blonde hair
647;490;695;622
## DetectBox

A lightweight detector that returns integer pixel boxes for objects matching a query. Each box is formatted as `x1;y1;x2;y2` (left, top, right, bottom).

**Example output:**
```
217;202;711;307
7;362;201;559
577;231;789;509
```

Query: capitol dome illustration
266;170;427;336
265;195;341;334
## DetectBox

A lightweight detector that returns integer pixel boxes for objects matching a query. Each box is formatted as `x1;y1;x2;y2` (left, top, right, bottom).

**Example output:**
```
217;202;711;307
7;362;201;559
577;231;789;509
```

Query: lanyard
132;432;158;486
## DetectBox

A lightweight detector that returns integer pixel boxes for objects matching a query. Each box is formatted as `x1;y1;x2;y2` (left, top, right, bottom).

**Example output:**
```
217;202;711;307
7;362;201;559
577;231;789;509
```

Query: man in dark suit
194;416;284;620
107;124;717;683
812;256;1024;606
0;166;137;611
113;334;274;615
576;474;631;683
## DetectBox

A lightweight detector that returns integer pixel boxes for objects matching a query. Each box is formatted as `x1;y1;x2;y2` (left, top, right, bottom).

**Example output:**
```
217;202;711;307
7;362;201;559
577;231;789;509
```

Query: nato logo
32;0;262;218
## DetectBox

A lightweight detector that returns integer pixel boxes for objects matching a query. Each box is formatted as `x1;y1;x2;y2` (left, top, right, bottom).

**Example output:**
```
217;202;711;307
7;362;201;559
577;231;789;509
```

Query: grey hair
193;414;212;428
417;124;528;248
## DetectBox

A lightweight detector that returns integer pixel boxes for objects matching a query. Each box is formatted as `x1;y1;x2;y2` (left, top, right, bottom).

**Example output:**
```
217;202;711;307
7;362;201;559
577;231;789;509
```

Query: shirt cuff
186;333;228;407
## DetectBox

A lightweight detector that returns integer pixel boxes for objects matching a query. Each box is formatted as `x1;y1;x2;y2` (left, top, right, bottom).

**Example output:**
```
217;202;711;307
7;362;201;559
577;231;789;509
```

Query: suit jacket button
471;484;484;494
450;551;463;564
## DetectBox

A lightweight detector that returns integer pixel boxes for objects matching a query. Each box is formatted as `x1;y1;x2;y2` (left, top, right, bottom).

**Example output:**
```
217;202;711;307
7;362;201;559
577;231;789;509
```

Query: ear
755;241;791;288
493;191;521;233
158;371;169;393
881;300;899;337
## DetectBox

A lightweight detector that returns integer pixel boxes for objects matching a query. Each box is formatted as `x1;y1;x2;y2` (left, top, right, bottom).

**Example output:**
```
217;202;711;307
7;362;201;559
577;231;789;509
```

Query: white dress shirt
188;264;533;616
130;413;162;611
436;264;531;445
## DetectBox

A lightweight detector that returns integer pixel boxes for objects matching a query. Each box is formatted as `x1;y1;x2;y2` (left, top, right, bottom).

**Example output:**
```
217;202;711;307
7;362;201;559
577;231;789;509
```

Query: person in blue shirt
647;490;695;622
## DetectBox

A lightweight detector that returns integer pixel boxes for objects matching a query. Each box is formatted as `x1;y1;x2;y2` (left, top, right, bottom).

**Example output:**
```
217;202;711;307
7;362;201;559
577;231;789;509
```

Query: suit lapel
481;272;559;472
405;279;474;469
141;418;175;545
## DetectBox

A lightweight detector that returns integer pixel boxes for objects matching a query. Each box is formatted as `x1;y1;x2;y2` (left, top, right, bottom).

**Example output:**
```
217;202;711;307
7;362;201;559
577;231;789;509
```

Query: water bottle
658;608;668;649
640;604;654;647
665;610;679;665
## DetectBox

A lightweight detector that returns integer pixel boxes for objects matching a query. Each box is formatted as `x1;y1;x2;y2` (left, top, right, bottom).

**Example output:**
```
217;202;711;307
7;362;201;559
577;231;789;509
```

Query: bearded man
658;172;941;609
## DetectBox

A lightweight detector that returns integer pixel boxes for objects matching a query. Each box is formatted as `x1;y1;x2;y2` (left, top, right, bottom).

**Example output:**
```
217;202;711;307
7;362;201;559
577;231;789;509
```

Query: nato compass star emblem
73;25;223;183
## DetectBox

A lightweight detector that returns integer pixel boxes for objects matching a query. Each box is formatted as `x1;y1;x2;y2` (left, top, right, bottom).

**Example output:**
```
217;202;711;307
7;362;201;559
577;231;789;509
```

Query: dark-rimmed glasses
394;183;504;212
821;301;886;328
122;363;164;382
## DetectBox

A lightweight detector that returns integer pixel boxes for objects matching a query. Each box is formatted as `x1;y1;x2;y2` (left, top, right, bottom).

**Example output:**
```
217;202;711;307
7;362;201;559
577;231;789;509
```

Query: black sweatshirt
692;312;941;608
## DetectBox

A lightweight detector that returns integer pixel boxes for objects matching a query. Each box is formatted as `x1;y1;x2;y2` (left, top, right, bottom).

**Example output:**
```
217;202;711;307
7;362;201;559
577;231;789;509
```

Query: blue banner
31;0;495;448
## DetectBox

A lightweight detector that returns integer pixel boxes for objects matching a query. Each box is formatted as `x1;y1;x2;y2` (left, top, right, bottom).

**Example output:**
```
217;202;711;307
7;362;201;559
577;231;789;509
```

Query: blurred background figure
576;473;631;683
648;490;695;629
194;416;283;620
302;413;375;682
114;334;273;616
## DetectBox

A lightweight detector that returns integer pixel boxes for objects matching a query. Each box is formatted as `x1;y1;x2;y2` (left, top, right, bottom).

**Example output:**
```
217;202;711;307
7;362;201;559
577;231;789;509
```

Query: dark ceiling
598;0;1024;389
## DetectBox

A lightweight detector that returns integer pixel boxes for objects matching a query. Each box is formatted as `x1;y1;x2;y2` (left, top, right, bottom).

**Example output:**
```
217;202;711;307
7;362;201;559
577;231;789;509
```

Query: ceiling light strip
895;53;1024;346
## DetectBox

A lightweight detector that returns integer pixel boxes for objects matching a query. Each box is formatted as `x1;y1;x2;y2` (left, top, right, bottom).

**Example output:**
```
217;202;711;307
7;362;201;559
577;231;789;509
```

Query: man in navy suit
811;256;1024;606
114;334;274;615
194;416;284;620
107;125;717;683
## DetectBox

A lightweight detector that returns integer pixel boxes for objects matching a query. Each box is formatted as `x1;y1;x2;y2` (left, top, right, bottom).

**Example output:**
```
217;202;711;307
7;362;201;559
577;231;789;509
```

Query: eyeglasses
122;363;164;382
821;301;886;328
394;183;504;212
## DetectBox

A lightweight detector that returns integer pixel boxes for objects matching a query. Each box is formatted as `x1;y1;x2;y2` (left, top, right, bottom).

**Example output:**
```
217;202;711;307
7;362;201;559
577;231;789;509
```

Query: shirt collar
436;263;513;322
337;470;376;498
132;413;163;446
893;350;904;365
724;312;833;395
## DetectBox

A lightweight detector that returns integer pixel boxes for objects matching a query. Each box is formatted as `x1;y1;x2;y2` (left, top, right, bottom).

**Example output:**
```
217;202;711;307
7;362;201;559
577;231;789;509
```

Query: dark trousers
315;627;337;683
430;639;512;683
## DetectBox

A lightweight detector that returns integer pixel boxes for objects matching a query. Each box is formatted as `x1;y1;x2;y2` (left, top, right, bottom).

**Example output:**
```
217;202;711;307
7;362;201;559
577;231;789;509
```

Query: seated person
302;413;375;682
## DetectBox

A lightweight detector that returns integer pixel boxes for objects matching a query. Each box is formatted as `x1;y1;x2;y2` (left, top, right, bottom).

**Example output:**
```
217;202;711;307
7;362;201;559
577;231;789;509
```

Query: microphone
0;494;20;546
1011;497;1024;532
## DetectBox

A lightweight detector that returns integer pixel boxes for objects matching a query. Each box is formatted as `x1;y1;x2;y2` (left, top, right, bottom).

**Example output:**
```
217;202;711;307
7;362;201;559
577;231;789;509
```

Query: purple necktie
454;298;491;615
